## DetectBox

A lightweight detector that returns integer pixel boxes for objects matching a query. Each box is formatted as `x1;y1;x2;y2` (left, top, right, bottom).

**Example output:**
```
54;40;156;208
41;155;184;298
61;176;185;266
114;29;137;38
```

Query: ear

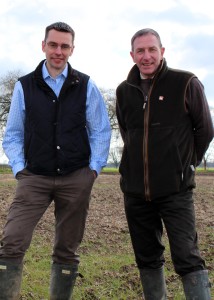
42;40;46;53
161;47;165;58
69;45;75;57
130;51;135;62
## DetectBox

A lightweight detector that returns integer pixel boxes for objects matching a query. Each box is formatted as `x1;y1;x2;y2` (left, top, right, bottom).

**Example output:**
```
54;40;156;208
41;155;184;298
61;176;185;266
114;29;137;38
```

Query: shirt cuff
12;162;25;177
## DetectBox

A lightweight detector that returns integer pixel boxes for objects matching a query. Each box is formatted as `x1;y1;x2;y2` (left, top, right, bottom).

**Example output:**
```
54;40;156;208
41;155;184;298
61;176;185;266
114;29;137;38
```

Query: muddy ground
0;173;213;299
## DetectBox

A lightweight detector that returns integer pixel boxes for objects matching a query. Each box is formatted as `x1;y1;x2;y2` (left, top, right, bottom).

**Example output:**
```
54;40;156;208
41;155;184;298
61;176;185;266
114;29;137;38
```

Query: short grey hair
131;28;162;51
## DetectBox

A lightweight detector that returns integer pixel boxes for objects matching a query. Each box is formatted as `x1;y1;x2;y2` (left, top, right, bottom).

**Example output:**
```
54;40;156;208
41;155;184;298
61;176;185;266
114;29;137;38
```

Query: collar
140;73;154;80
42;61;68;80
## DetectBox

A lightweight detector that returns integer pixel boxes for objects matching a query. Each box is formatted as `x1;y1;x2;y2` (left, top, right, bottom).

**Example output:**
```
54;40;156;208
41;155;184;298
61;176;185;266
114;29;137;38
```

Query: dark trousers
124;190;206;276
0;167;95;264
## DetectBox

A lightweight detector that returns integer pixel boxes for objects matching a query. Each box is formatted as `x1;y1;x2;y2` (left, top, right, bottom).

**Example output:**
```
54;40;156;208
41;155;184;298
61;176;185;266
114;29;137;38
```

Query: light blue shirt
2;62;111;176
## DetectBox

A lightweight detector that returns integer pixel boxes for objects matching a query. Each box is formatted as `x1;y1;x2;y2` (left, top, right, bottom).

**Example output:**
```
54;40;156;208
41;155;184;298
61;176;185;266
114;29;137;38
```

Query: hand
92;170;97;178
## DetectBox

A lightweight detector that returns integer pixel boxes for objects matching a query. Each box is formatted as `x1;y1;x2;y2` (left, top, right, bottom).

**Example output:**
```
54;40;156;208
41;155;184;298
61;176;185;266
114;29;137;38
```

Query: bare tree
108;147;121;168
100;88;119;131
203;138;214;170
0;70;23;134
99;88;124;166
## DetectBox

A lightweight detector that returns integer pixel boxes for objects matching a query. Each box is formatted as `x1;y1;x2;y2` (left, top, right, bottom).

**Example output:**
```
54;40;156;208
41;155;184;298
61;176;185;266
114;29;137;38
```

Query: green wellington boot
0;260;23;300
140;266;167;300
50;263;79;300
182;270;211;299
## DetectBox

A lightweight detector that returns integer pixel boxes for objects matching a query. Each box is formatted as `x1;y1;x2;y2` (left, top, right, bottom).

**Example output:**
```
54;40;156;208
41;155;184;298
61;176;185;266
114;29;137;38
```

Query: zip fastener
143;95;148;110
143;79;156;201
143;94;150;201
126;82;152;200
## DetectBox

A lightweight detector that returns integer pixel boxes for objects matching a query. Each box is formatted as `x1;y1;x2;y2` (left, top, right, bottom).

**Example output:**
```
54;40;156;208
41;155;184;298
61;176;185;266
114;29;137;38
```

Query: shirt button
57;146;60;150
53;100;56;103
57;168;61;173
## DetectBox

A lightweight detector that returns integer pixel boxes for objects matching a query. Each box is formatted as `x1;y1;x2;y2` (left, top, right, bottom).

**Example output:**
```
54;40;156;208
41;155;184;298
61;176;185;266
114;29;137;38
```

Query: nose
55;45;63;54
143;49;151;59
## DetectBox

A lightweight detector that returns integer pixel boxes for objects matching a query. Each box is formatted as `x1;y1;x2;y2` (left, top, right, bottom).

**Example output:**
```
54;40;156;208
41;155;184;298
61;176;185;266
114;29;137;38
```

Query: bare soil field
0;173;213;299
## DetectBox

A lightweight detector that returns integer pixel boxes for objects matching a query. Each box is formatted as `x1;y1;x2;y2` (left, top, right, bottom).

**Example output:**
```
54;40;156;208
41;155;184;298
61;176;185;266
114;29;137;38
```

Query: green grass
196;167;214;173
20;234;193;299
0;166;120;175
102;167;119;173
0;166;213;175
102;168;214;174
19;217;213;298
74;253;142;299
0;167;12;174
0;170;213;299
22;237;52;299
21;235;142;300
102;167;214;175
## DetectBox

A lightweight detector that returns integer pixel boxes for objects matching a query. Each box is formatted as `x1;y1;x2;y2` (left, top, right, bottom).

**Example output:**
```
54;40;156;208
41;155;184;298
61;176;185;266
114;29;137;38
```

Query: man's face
42;29;74;76
130;33;165;78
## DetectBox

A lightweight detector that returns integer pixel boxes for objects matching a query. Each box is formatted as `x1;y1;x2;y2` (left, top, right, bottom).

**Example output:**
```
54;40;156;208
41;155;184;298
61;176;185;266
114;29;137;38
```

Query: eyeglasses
46;42;72;51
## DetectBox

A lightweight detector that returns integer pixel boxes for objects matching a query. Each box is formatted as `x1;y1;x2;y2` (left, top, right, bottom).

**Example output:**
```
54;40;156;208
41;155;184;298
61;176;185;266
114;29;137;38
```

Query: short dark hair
131;28;162;51
44;22;75;43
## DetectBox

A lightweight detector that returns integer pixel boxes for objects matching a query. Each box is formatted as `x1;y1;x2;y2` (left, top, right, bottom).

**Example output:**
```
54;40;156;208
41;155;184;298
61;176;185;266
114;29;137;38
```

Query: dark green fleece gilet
116;63;197;200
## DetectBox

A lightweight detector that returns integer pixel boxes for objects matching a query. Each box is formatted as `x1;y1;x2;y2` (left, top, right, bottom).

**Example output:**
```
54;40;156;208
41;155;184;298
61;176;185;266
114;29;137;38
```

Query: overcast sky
0;0;214;108
0;0;213;163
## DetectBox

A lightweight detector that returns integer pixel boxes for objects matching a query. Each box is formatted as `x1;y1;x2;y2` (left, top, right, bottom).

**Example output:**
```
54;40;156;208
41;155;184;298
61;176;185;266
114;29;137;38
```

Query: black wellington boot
0;260;23;300
140;266;167;300
182;270;211;299
50;263;79;300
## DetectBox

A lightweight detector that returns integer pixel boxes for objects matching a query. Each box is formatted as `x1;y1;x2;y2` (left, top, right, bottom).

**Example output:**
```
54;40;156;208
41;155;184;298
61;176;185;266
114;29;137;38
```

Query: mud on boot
0;260;23;300
50;262;79;300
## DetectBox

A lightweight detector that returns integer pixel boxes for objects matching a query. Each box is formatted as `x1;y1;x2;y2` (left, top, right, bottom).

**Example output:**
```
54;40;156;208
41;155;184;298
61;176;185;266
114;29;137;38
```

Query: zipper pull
143;95;148;110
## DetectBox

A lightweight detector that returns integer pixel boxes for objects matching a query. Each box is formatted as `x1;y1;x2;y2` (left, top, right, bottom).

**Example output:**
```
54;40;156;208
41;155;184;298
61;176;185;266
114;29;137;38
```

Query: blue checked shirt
2;62;111;176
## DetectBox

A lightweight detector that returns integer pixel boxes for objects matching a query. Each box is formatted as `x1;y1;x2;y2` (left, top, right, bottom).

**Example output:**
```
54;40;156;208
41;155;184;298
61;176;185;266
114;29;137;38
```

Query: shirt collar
140;73;154;80
42;61;68;80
